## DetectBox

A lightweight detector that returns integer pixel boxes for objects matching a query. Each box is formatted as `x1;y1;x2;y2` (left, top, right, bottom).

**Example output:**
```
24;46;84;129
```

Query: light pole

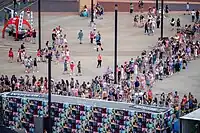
156;0;158;11
91;0;94;23
114;4;118;84
13;0;16;17
48;53;52;133
38;0;41;50
161;0;164;39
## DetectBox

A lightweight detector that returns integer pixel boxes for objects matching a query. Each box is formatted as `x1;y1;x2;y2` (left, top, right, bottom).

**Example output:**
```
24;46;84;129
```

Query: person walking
196;10;199;22
97;54;102;68
96;31;103;51
144;21;148;35
36;49;41;62
185;2;190;15
176;18;181;28
8;48;14;62
76;61;82;76
89;30;95;44
170;18;175;30
156;16;160;28
165;5;169;17
130;3;134;14
78;30;83;44
32;29;36;44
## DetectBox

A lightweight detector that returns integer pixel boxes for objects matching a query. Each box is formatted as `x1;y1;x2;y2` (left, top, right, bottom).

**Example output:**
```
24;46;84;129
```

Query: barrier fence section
1;91;173;132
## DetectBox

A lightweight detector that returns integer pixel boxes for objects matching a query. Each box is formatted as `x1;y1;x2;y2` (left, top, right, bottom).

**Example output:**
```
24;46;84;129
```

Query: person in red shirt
70;61;75;75
36;49;41;62
32;29;36;44
97;54;102;68
89;30;95;44
8;48;14;62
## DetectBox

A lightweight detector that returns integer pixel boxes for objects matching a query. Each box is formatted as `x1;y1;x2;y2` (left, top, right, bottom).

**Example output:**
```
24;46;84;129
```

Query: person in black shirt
176;18;181;28
32;29;36;44
33;58;38;72
32;75;36;86
156;16;161;28
52;29;56;43
21;43;25;50
4;75;10;86
144;22;148;35
196;10;199;22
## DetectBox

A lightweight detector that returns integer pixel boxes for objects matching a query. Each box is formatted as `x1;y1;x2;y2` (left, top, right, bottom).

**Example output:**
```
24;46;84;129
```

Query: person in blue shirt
78;30;83;44
96;31;103;51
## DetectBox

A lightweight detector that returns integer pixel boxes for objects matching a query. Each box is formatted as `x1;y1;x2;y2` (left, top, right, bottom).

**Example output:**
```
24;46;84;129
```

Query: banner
30;11;34;29
18;11;25;32
6;91;47;99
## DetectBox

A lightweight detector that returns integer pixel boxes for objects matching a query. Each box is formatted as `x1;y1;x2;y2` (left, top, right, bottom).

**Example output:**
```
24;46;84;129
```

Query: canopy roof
180;108;200;121
1;91;171;114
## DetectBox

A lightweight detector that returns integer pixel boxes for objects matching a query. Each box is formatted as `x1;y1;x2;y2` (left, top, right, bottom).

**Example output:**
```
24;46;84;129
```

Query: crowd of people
3;20;200;115
1;1;200;128
80;3;104;19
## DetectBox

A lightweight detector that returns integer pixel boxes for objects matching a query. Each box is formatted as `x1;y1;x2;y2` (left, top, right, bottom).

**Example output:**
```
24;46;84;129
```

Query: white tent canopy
180;108;200;121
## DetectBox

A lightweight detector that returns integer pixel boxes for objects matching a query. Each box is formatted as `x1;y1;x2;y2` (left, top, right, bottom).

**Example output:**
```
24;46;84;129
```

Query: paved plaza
0;12;200;101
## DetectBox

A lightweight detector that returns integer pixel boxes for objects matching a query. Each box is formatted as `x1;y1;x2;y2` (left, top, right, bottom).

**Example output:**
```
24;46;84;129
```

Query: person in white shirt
185;2;190;15
191;9;195;22
170;18;175;30
63;34;67;44
151;18;156;33
134;63;138;76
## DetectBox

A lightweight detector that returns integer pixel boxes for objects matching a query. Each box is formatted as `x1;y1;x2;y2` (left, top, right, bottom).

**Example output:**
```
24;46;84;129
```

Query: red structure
2;16;31;39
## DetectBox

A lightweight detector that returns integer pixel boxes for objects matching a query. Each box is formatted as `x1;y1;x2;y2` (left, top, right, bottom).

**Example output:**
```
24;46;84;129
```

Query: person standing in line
76;61;82;76
52;29;56;44
70;61;75;75
78;30;83;44
63;34;68;44
97;54;102;68
63;60;68;74
55;50;60;64
191;9;195;22
33;58;38;73
196;10;199;22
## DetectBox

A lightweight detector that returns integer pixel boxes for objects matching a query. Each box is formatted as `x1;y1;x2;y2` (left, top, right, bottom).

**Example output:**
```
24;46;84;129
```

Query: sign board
18;11;25;32
6;91;47;99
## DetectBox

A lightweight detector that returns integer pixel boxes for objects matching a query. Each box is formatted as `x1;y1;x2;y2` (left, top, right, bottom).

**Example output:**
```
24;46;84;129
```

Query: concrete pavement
0;12;199;101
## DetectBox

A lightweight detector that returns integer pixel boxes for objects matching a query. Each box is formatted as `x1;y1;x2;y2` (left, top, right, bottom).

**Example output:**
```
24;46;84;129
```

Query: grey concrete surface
0;12;199;101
